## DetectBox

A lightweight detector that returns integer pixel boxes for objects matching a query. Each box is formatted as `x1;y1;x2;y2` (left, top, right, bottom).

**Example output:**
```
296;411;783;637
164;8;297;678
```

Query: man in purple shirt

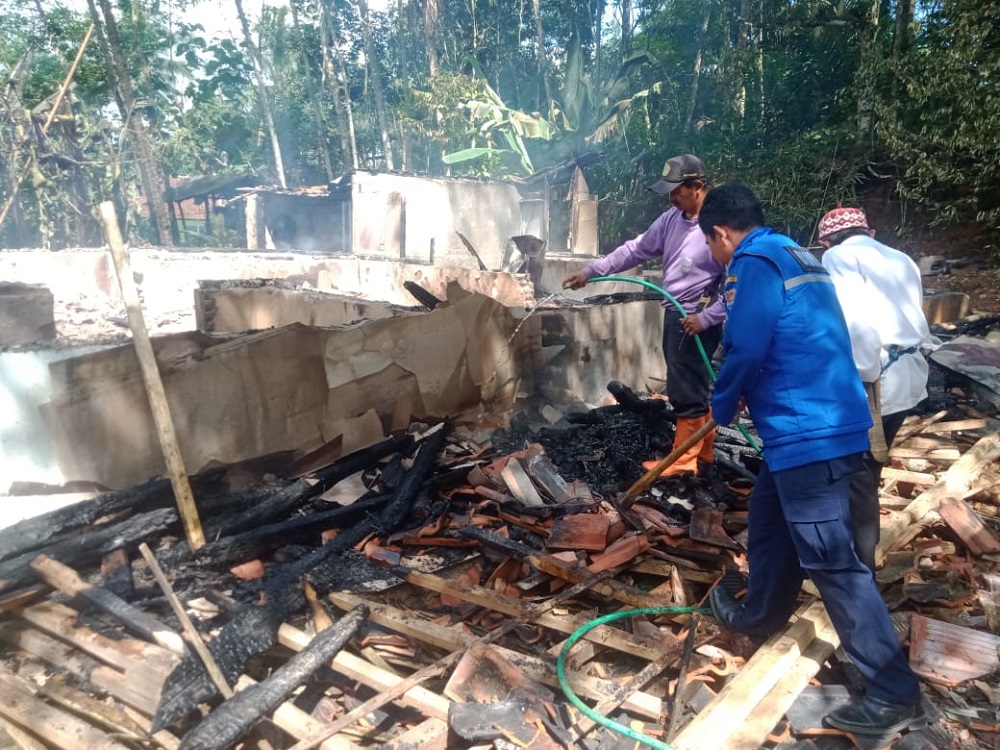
563;154;726;475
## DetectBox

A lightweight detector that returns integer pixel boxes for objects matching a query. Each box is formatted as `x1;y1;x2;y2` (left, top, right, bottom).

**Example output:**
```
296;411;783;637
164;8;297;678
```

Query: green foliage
878;0;1000;243
0;0;997;254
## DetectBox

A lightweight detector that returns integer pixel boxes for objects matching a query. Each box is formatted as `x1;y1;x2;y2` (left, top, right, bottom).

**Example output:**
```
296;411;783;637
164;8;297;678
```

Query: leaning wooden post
98;201;206;550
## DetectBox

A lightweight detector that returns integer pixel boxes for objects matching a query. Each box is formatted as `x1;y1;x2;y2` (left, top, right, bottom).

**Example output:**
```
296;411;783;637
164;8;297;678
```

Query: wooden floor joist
878;432;1000;567
721;607;840;749
0;669;131;750
3;604;362;750
671;600;832;750
326;591;665;720
403;569;664;660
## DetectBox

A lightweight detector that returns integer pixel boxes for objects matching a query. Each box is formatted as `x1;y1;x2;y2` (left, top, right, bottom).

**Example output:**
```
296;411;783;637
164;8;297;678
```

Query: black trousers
662;307;722;419
849;410;909;572
734;455;922;706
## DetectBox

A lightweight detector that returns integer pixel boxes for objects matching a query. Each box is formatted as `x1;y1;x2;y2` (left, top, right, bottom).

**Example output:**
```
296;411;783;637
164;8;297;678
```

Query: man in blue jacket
700;185;925;736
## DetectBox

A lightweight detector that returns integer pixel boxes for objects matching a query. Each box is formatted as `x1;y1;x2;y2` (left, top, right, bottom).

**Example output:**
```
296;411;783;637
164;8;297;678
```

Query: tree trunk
396;0;409;81
733;0;750;122
531;0;554;116
620;0;633;60
424;0;439;76
855;0;880;150
357;0;395;170
684;0;712;133
89;0;173;246
290;0;335;181
594;0;605;69
320;1;357;170
893;0;914;59
234;0;288;187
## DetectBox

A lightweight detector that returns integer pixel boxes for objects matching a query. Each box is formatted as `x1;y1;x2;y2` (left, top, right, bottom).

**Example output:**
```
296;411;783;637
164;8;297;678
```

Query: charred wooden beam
0;508;178;593
208;434;413;538
30;554;185;654
606;380;658;414
152;598;287;731
152;429;445;732
0;470;226;563
197;493;392;568
402;281;442;311
178;606;367;750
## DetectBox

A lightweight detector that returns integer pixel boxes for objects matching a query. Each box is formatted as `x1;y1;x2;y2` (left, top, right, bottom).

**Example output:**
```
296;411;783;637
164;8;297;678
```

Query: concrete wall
350;172;523;269
196;285;408;333
0;345;113;490
4;289;665;490
0;283;56;346
0;250;536;338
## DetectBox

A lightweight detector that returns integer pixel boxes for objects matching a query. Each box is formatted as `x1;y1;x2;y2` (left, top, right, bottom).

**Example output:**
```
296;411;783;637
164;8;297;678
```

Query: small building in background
168;173;262;243
235;164;600;271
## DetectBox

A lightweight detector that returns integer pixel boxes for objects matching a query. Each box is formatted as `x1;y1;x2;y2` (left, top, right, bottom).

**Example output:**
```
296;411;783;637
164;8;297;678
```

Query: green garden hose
586;275;761;453
554;275;758;747
557;605;711;749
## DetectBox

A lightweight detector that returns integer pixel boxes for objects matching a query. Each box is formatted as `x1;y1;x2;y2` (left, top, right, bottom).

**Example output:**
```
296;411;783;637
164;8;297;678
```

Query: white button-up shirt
822;234;933;416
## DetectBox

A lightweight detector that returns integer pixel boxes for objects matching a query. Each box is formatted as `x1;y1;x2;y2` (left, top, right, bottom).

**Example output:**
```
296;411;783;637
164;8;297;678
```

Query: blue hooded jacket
712;227;871;471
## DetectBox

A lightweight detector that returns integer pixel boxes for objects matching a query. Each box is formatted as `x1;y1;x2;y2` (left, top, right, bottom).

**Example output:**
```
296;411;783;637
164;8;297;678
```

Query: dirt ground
924;266;1000;316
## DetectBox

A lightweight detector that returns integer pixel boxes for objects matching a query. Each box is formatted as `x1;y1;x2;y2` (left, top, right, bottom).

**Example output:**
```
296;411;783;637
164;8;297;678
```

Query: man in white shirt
818;206;934;572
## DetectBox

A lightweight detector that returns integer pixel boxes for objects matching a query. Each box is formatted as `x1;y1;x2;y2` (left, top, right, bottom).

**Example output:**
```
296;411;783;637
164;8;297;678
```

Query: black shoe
824;696;927;735
709;585;742;628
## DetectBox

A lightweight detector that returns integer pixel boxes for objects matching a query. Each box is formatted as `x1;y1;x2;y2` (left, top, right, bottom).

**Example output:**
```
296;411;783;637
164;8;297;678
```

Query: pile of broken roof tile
0;370;998;750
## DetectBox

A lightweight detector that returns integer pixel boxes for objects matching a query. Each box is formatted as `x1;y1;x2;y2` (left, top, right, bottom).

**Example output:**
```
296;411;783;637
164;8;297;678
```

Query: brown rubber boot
642;416;704;476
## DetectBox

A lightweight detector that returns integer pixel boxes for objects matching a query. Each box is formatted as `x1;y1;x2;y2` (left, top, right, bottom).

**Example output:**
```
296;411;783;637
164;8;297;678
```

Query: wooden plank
0;669;130;750
325;591;664;720
30;555;185;654
403;569;663;660
670;600;831;750
922;418;988;434
232;676;358;750
722;608;840;749
888;447;960;461
17;600;178;696
2;621;358;750
897;436;965;451
99;201;205;550
290;567;617;750
38;674;155;742
380;718;448;750
277;624;451;721
880;467;937;486
892;410;949;444
0;625;163;716
877;433;1000;567
0;716;48;750
0;585;48;614
526;553;667;609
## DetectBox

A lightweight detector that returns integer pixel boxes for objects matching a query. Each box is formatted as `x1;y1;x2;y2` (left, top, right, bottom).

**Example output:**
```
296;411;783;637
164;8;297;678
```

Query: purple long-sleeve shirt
582;208;726;328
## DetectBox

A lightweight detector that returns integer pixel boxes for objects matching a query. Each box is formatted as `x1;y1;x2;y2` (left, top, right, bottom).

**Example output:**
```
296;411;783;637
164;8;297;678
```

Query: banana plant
442;80;553;175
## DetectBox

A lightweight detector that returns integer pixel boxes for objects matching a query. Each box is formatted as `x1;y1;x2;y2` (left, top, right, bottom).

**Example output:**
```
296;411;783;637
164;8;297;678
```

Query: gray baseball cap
648;154;708;194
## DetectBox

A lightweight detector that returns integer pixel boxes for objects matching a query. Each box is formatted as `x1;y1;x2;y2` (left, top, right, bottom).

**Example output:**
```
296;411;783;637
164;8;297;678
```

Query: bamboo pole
98;201;206;550
624;418;718;499
138;543;230;698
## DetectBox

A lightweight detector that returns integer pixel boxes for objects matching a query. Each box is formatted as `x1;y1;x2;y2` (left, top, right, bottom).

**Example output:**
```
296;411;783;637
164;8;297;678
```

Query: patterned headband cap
817;206;869;241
